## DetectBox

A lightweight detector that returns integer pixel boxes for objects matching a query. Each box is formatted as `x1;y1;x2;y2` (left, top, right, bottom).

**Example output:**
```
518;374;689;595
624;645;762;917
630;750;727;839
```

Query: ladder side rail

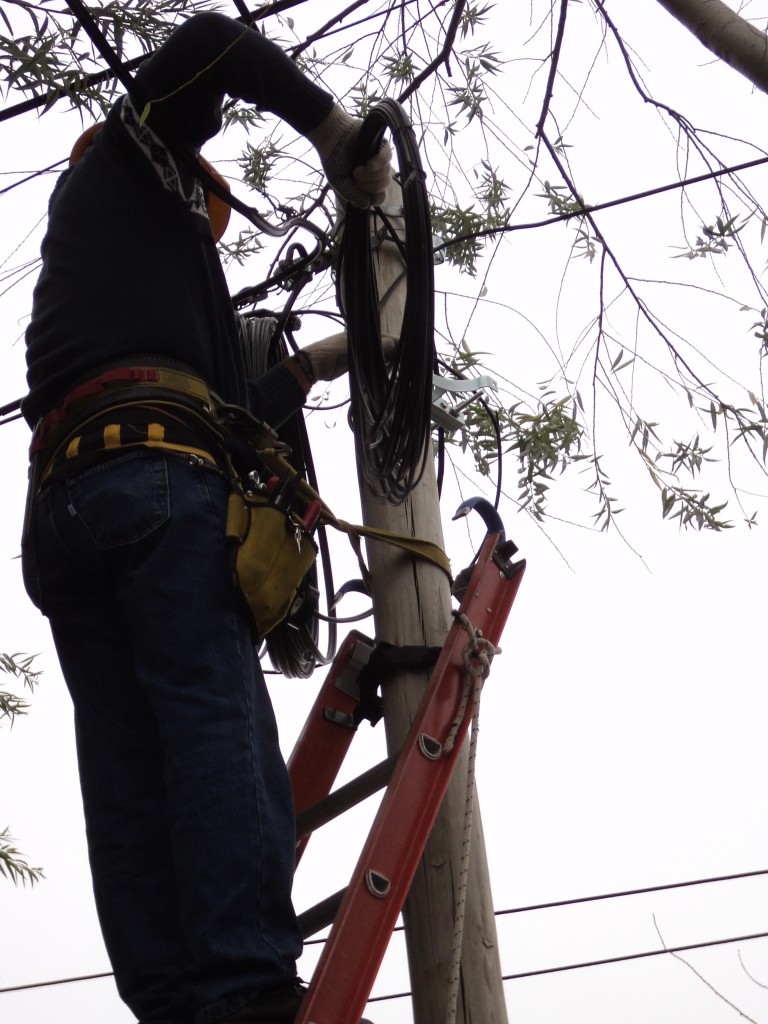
288;631;375;863
296;533;525;1024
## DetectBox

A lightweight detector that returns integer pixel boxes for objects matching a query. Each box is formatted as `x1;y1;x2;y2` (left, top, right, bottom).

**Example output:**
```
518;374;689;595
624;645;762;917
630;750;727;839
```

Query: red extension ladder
287;530;526;1023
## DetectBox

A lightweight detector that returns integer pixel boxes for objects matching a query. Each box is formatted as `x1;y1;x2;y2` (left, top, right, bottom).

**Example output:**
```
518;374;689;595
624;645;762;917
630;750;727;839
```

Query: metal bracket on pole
431;372;498;432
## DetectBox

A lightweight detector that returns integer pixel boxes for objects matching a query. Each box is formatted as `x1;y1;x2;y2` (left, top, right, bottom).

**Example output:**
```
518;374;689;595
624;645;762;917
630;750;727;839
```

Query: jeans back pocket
65;452;170;551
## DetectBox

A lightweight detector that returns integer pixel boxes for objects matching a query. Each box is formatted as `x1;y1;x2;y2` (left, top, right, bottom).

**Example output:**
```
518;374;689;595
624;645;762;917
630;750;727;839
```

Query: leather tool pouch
226;485;318;639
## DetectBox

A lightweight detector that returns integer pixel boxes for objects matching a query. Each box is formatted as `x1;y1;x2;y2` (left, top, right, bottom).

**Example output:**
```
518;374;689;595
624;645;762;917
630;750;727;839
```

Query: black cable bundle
237;315;337;679
340;99;436;503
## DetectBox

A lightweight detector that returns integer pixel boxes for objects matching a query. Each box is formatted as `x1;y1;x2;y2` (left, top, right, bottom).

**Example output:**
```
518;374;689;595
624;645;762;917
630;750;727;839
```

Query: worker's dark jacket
23;12;334;430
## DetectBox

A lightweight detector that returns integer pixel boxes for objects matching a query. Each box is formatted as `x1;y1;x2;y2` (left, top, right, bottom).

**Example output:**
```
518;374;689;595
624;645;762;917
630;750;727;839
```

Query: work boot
212;979;374;1023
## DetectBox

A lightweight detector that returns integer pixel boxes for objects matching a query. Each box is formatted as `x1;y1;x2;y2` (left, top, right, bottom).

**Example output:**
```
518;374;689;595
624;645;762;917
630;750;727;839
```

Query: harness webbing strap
255;448;452;581
31;366;214;454
31;369;452;582
332;518;452;581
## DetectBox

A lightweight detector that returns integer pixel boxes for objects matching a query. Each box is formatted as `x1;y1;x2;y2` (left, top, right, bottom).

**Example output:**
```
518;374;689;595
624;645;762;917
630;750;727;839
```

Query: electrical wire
0;972;113;996
7;925;767;997
363;931;768;1004
339;99;436;503
501;930;768;983
301;867;768;946
493;867;768;918
5;867;766;994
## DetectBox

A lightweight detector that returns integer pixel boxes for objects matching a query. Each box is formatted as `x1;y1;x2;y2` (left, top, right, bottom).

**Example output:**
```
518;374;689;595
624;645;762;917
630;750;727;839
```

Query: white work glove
307;104;392;209
300;331;399;384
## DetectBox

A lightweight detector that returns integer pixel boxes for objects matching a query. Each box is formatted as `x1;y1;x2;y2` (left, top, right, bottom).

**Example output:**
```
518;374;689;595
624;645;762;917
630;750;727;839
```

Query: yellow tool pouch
225;487;318;639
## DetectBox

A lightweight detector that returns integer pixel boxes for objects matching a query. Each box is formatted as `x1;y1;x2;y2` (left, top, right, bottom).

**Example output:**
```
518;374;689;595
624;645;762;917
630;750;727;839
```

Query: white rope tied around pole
444;612;500;1024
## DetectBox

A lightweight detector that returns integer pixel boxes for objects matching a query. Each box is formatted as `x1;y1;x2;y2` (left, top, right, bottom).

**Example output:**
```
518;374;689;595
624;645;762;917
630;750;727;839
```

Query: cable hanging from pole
339;98;436;504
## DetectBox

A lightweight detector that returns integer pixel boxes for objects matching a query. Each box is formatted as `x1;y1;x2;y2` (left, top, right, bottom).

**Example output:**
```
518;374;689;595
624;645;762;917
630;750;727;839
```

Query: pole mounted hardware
431;372;498;432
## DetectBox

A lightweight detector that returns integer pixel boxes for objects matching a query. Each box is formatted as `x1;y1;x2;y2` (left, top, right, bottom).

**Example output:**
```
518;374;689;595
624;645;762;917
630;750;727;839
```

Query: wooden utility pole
347;180;509;1023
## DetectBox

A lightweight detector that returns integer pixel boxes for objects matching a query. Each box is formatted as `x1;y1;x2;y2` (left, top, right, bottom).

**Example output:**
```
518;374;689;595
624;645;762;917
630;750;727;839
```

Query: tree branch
654;0;768;95
397;0;465;103
535;0;569;138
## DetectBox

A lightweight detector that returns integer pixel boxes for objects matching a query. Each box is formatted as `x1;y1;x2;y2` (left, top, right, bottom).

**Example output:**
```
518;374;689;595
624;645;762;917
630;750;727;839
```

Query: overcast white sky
2;2;768;1023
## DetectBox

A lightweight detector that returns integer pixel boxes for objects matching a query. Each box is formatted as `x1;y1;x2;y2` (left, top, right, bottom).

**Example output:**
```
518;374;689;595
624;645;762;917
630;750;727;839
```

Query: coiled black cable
238;314;337;678
339;99;436;503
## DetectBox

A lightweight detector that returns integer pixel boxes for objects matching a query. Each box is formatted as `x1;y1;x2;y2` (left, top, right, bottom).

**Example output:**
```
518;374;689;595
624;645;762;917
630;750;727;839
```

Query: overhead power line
4;869;767;997
502;930;768;983
366;930;768;1004
303;866;768;944
5;930;767;1001
494;867;768;917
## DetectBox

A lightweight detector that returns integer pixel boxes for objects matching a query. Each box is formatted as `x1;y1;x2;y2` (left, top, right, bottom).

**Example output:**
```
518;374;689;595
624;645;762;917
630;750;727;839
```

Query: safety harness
27;367;451;639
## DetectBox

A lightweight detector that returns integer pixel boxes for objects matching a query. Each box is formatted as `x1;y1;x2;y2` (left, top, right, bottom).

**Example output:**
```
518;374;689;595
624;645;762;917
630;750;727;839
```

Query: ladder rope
443;612;496;754
444;612;499;1024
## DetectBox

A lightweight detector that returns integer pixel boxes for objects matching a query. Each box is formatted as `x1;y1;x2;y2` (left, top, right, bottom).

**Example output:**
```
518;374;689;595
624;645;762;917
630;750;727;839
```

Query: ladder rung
298;887;346;939
295;754;397;840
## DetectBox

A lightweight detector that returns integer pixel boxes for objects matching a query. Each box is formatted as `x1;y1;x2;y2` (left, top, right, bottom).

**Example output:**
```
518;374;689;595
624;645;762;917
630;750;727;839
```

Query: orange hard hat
69;123;232;242
69;122;103;165
197;154;231;243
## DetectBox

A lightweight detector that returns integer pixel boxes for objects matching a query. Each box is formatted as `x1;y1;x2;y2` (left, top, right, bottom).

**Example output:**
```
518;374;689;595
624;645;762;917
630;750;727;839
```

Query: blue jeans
22;451;303;1024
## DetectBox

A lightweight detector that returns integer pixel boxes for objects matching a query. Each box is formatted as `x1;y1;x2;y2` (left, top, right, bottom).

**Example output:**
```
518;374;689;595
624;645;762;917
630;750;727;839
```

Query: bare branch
535;0;569;138
398;0;466;102
654;915;761;1023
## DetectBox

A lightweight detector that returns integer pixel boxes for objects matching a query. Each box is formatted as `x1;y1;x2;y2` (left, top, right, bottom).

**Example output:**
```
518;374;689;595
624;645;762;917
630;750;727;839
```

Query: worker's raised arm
135;11;390;208
135;13;332;148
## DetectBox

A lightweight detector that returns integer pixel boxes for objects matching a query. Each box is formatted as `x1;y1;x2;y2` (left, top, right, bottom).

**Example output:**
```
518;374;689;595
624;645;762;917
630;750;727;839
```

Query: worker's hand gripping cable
308;103;393;209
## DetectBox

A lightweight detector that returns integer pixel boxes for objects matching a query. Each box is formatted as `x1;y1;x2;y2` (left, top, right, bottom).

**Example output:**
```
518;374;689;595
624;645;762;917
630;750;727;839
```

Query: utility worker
20;12;389;1024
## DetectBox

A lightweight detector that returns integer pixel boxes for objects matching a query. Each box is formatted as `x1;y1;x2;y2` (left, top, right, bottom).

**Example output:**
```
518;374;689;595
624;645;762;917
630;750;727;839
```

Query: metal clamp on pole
431;372;498;432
